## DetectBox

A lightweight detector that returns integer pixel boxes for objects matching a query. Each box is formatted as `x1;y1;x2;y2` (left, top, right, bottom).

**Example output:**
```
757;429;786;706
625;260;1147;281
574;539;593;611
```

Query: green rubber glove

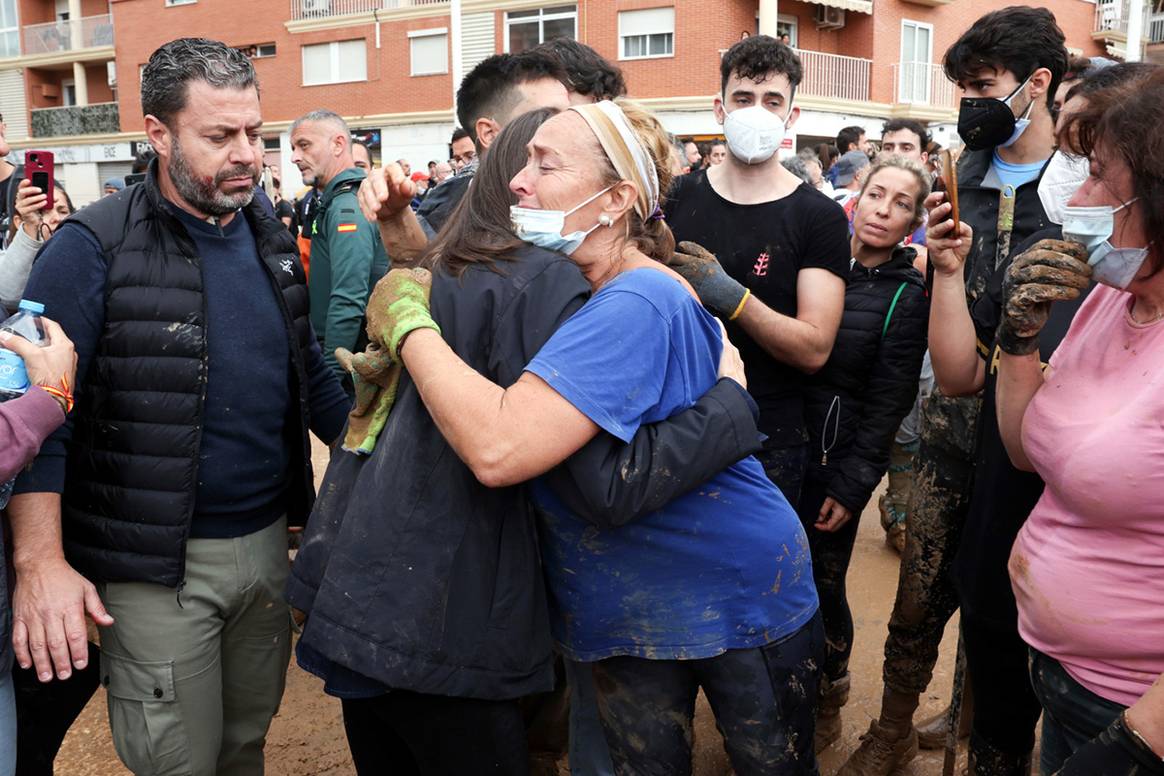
367;267;441;358
667;241;750;320
336;344;401;455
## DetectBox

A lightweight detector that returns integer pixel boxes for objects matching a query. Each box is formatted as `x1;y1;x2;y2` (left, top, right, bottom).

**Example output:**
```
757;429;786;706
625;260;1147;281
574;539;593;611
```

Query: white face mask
510;185;613;256
1038;151;1090;226
1061;199;1151;289
999;76;1035;149
722;104;790;165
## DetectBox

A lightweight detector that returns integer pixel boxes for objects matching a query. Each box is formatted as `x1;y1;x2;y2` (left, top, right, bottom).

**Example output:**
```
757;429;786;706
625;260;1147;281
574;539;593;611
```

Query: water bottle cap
17;300;45;315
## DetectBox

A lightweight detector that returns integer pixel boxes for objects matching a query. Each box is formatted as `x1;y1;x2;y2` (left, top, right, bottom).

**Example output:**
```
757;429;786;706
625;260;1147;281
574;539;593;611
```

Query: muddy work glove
998;239;1091;356
336;344;402;455
1053;713;1164;775
367;267;441;358
667;241;750;321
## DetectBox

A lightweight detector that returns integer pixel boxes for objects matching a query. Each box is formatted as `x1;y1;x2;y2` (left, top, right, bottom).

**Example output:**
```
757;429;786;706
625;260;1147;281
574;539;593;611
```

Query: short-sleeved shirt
990;151;1044;190
526;268;819;661
665;171;850;447
1010;283;1164;707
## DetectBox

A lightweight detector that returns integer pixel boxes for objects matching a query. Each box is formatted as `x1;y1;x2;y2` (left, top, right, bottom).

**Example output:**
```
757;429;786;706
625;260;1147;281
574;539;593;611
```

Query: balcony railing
23;14;114;57
794;48;871;102
291;0;447;21
31;101;120;138
1150;13;1164;42
892;62;957;109
1093;0;1153;37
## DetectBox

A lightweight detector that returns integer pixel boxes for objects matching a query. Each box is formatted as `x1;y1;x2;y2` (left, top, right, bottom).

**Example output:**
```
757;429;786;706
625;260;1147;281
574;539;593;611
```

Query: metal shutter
0;69;28;141
461;12;495;76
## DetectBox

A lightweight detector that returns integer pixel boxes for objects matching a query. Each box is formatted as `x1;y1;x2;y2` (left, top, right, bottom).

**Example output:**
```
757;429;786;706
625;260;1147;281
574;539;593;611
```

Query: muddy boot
917;677;973;749
966;736;1032;776
836;687;920;776
815;673;851;753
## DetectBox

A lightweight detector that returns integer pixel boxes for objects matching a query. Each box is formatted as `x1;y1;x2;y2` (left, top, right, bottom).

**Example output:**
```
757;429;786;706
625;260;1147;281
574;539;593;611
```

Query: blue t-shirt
526;268;819;661
991;151;1045;190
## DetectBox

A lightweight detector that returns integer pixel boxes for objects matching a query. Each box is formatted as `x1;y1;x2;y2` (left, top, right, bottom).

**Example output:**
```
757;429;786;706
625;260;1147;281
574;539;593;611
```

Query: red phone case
24;150;54;212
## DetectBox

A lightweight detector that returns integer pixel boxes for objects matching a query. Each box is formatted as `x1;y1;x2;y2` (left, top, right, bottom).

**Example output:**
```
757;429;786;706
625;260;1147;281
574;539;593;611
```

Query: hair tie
649;207;665;222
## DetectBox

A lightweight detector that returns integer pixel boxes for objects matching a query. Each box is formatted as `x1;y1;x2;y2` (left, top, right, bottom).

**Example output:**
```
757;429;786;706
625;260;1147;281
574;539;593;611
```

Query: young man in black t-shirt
665;35;849;507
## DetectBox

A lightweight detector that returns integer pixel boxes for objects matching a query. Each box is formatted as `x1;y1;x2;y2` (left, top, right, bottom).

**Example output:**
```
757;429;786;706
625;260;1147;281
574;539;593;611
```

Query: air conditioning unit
815;5;846;29
301;0;331;17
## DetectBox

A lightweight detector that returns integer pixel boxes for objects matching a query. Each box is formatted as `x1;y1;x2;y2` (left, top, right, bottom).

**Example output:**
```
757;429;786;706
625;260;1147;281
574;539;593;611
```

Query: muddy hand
670;241;749;321
924;192;973;277
358;162;414;224
998;239;1091;356
366;268;441;357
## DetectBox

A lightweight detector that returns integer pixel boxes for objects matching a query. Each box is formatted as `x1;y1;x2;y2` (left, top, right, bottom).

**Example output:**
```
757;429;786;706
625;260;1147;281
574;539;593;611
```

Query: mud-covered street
54;443;961;776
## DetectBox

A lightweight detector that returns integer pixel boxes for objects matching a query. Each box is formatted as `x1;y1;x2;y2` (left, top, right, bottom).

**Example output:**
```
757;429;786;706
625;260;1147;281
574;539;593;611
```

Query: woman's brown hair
1059;66;1164;273
420;107;557;277
590;99;676;264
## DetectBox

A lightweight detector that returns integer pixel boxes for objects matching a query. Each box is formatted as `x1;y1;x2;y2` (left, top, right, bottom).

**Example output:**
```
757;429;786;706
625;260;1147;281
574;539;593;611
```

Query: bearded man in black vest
6;38;349;776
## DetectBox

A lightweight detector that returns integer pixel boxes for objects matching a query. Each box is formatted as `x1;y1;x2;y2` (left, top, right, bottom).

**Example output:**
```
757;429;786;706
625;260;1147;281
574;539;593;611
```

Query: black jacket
958;148;1053;305
288;246;762;700
61;167;343;587
803;249;929;513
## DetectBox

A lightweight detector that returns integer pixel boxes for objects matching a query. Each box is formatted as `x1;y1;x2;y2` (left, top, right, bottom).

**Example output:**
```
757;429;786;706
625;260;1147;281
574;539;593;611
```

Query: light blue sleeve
526;282;671;443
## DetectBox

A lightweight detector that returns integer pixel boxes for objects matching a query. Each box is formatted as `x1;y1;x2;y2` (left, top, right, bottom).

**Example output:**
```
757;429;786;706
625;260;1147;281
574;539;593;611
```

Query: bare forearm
377;211;429;262
929;270;985;396
8;492;65;570
1126;674;1164;757
996;351;1043;472
735;297;834;374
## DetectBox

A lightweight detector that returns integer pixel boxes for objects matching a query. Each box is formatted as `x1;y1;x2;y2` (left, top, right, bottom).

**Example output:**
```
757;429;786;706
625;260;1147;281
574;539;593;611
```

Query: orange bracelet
38;374;74;414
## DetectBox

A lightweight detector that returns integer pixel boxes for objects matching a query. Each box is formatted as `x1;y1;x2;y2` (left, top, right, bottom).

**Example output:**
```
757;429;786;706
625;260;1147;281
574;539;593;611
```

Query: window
899;20;933;104
302;39;367;86
409;28;448;76
618;7;674;60
262;137;281;152
0;0;18;57
776;14;798;47
165;0;198;6
256;43;277;58
62;78;76;106
505;5;575;54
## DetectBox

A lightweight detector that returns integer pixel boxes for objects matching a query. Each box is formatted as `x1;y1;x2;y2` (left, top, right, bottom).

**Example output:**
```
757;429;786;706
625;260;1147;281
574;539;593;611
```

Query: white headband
569;100;660;220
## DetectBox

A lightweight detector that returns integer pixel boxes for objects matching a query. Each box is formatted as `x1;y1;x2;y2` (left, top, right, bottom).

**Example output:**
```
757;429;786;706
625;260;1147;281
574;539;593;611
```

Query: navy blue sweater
16;208;350;538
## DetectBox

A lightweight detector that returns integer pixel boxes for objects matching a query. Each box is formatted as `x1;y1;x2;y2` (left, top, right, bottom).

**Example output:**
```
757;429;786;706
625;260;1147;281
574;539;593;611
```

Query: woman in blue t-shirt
378;99;824;775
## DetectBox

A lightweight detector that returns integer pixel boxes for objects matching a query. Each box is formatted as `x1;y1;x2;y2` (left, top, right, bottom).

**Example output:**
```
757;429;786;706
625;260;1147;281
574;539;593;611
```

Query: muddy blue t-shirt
526;268;819;661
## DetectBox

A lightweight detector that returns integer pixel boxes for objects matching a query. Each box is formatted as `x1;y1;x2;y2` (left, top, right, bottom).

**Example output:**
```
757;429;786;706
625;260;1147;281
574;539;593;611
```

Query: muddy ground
55;442;962;775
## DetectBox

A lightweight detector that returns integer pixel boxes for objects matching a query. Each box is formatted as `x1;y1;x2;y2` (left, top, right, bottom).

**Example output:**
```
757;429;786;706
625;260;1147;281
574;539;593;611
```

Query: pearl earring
598;214;613;227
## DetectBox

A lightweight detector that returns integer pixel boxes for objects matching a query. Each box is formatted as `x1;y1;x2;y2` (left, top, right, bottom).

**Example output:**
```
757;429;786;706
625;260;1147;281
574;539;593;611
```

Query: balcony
892;62;957;110
30;102;119;138
291;0;447;21
1150;12;1164;43
795;49;871;103
22;15;114;58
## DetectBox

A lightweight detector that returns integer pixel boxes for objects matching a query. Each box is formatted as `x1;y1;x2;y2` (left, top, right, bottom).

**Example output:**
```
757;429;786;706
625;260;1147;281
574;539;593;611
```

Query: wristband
1123;711;1164;763
728;289;751;322
38;375;74;414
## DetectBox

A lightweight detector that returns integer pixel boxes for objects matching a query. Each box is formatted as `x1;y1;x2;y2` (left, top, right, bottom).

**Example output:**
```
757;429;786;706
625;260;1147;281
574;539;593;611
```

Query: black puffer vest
64;168;318;587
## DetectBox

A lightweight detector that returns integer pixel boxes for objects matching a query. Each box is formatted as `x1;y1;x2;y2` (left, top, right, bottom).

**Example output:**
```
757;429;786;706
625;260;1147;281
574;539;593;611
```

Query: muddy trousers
96;516;292;776
961;615;1041;765
341;692;530;776
796;473;862;682
589;612;825;776
882;438;974;695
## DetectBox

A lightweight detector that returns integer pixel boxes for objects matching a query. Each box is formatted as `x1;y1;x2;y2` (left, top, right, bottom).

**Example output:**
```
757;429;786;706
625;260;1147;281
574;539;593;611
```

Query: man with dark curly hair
533;37;626;104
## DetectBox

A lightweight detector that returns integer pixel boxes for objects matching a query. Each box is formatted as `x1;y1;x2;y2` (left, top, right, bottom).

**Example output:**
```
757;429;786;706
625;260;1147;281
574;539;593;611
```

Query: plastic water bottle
0;299;47;509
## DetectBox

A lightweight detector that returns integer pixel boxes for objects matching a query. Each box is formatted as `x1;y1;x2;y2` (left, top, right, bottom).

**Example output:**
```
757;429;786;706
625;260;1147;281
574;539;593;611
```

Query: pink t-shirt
1010;284;1164;707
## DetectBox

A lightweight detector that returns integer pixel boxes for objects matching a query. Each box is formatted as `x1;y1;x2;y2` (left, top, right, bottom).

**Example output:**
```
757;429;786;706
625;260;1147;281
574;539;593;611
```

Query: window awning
818;0;874;14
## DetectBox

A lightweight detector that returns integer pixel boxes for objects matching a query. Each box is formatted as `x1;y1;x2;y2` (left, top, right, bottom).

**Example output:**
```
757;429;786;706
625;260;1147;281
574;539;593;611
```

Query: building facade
0;0;1147;204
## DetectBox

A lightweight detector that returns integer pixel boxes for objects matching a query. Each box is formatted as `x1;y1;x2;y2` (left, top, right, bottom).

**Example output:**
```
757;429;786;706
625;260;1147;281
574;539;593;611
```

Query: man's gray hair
291;109;351;148
141;38;258;125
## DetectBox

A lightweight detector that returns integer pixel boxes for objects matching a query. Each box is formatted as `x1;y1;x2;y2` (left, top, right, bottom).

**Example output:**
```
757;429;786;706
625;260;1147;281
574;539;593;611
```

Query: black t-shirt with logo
954;227;1091;629
664;170;850;447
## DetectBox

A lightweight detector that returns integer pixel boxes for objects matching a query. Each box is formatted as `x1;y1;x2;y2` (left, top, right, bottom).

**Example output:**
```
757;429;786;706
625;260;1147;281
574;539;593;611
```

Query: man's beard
169;137;258;217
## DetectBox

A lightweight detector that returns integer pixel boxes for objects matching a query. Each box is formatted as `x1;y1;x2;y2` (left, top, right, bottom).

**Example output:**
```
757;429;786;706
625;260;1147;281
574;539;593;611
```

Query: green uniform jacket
308;167;390;378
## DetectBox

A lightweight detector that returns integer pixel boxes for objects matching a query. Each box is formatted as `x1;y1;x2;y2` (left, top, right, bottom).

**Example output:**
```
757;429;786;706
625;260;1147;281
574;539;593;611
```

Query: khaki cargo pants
97;516;292;776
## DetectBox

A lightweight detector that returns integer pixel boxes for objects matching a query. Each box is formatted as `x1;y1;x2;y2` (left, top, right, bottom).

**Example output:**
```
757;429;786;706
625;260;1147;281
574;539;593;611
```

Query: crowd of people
0;6;1162;776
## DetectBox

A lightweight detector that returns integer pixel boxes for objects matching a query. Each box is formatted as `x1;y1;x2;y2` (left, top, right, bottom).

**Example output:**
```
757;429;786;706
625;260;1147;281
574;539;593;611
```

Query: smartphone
940;149;959;228
124;173;145;187
24;150;54;212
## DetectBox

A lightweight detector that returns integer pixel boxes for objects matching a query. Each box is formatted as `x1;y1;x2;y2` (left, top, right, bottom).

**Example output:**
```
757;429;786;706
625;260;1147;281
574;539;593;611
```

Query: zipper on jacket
821;396;841;466
176;579;186;609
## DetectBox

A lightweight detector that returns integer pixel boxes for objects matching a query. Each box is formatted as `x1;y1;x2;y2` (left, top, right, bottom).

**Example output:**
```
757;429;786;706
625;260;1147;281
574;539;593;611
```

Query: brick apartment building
0;0;1156;204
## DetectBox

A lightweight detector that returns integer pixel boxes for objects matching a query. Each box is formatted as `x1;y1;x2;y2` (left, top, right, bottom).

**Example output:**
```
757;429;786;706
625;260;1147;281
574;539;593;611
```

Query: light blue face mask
999;75;1035;149
1061;199;1152;289
510;185;614;255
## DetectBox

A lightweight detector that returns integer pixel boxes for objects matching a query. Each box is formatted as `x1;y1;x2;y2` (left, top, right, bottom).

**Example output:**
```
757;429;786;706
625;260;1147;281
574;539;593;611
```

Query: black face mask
957;76;1031;152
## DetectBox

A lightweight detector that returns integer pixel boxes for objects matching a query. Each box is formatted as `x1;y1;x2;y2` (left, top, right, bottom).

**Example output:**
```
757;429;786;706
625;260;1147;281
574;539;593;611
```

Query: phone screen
31;171;49;191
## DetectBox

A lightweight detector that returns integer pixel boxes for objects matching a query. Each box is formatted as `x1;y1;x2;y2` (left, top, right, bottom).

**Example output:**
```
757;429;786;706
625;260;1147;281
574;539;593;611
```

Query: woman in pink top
996;70;1164;775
